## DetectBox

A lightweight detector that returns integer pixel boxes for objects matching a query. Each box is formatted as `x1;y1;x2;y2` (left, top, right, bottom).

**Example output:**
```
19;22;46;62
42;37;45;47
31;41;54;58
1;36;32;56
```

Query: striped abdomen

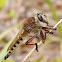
4;31;26;60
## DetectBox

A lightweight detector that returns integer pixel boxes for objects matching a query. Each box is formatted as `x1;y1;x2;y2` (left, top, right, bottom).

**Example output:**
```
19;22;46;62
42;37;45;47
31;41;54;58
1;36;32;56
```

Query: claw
53;28;57;30
35;43;38;52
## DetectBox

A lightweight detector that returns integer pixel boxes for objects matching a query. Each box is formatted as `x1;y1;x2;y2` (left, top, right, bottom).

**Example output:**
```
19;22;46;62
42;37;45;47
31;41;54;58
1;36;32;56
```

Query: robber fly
4;13;56;60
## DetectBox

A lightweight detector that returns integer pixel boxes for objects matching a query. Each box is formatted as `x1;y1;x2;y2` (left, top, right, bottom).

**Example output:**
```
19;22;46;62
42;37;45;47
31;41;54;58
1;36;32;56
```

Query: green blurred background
0;0;62;62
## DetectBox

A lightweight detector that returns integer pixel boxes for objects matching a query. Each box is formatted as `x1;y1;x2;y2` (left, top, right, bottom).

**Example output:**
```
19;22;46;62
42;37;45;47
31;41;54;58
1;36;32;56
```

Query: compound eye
38;16;43;22
37;14;43;22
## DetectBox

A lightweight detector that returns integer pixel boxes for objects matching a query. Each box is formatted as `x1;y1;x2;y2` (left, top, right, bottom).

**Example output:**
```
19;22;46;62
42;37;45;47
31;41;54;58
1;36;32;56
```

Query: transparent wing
7;22;24;51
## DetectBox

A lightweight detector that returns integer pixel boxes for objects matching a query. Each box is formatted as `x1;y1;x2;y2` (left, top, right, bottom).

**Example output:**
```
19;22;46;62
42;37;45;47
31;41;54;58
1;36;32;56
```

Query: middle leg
25;36;38;52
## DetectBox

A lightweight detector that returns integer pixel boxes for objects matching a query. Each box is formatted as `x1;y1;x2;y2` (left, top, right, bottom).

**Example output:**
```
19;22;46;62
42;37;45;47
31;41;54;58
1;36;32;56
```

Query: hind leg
25;36;39;51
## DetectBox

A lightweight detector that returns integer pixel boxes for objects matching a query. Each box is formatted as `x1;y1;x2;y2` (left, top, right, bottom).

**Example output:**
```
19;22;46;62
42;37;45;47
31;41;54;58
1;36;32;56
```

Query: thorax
23;17;41;34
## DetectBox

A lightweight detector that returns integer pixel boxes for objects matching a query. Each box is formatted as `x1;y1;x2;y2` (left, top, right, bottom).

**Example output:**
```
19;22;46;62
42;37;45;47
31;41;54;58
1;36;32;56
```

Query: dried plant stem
22;19;62;62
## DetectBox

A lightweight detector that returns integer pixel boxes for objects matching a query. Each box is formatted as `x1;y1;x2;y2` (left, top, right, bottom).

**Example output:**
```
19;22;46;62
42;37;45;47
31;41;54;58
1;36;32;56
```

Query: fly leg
42;26;57;34
40;30;53;43
46;22;57;29
40;26;56;43
25;36;38;52
44;19;56;29
40;30;46;43
44;19;54;27
42;27;56;30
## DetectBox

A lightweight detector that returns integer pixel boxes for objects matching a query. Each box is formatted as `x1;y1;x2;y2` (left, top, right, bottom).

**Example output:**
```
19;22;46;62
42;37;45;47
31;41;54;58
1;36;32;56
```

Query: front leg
40;26;56;43
40;27;53;43
42;27;56;34
25;36;38;52
40;30;46;43
42;27;56;30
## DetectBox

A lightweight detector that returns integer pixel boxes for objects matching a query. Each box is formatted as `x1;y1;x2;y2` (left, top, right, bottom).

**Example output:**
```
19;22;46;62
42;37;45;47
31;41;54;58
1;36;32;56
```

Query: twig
22;19;62;62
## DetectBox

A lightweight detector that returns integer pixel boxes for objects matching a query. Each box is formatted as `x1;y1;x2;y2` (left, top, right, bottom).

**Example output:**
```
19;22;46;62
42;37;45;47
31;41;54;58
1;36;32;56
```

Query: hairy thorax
23;17;41;33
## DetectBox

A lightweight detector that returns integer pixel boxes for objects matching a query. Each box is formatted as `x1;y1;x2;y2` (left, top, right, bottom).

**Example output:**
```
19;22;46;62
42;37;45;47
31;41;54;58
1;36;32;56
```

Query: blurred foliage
32;56;44;62
53;58;62;62
45;0;62;56
45;0;59;22
0;22;23;41
32;57;62;62
0;0;6;9
3;59;15;62
7;10;16;18
45;0;62;37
